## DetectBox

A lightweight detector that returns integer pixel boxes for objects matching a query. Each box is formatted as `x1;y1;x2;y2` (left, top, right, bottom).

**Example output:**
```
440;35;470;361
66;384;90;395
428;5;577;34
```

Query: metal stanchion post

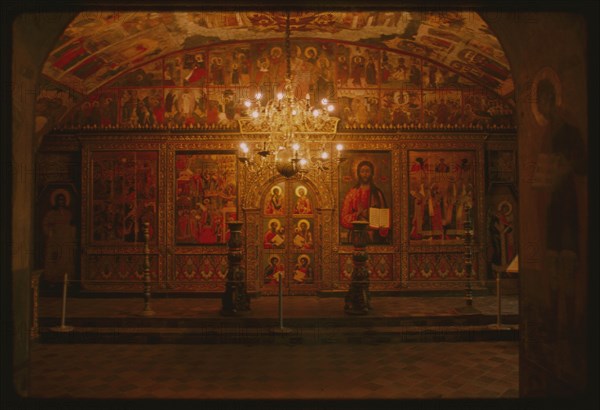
272;271;292;334
489;256;517;330
496;270;502;326
51;273;74;332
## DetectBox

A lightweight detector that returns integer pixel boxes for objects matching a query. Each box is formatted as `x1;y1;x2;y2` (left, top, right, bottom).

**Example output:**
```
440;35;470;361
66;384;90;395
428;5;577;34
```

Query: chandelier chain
237;11;344;179
285;10;291;81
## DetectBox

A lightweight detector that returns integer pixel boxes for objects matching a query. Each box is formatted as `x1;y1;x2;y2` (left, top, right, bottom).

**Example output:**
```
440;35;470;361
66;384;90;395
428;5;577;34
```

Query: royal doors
260;180;319;295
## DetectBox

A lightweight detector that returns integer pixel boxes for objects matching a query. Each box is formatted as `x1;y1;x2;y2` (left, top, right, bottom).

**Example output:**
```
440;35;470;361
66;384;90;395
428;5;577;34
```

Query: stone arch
7;8;594;399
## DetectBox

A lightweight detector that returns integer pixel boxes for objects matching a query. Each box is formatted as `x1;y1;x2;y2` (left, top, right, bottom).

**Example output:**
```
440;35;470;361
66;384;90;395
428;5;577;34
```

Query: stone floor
28;341;518;401
24;293;521;404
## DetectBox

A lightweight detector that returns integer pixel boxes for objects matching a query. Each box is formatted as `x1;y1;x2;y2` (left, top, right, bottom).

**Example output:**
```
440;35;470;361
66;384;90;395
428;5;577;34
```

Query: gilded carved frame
81;140;166;291
166;141;240;291
401;138;486;288
331;139;400;291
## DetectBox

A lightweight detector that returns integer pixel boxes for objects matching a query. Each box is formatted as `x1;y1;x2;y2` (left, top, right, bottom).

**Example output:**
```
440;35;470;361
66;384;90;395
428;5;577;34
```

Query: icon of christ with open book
340;160;390;244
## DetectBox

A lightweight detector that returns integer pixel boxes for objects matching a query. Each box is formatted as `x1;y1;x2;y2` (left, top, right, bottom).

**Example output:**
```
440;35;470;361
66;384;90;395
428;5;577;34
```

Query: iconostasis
36;132;517;294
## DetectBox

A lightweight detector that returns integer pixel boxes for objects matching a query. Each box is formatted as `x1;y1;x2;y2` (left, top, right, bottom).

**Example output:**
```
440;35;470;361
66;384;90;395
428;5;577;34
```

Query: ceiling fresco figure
40;11;513;98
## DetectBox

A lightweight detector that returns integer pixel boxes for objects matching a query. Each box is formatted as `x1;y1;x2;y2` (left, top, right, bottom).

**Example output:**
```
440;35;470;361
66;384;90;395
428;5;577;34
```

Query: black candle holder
344;221;371;315
221;221;251;316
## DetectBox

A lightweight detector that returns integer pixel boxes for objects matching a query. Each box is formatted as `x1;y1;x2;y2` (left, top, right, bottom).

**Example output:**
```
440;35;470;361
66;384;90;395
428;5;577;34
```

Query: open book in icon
271;234;285;247
368;207;390;229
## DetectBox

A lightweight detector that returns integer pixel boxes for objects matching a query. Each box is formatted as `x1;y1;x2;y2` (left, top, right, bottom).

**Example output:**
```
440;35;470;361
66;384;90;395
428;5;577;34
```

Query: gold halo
297;254;311;264
268;255;281;263
304;47;317;59
497;200;513;216
50;188;71;207
294;185;307;197
267;218;281;229
350;159;375;182
531;66;562;127
297;219;310;228
270;46;282;57
270;185;282;196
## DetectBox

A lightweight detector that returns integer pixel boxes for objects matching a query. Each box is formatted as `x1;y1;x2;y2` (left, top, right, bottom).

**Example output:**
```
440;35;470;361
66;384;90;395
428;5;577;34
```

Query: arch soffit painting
40;11;513;99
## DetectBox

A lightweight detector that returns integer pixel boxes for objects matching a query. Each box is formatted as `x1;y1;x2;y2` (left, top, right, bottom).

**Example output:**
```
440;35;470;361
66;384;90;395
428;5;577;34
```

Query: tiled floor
28;294;520;401
29;341;518;400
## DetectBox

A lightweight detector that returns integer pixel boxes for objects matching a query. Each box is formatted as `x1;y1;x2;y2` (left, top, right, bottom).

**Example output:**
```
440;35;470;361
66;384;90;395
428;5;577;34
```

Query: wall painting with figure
38;184;79;283
521;67;588;392
486;185;518;279
339;151;392;245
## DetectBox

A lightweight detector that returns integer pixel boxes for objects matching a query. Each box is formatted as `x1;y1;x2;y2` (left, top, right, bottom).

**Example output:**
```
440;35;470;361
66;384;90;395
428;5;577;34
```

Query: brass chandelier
238;11;344;179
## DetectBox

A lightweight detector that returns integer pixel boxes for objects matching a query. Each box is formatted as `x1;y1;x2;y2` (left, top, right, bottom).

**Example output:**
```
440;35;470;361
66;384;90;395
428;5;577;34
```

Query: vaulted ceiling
35;10;516;134
43;11;513;98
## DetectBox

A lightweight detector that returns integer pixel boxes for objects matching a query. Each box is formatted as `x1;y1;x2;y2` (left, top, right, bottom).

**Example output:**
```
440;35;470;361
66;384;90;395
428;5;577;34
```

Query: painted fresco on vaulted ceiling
43;11;512;96
39;11;515;132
